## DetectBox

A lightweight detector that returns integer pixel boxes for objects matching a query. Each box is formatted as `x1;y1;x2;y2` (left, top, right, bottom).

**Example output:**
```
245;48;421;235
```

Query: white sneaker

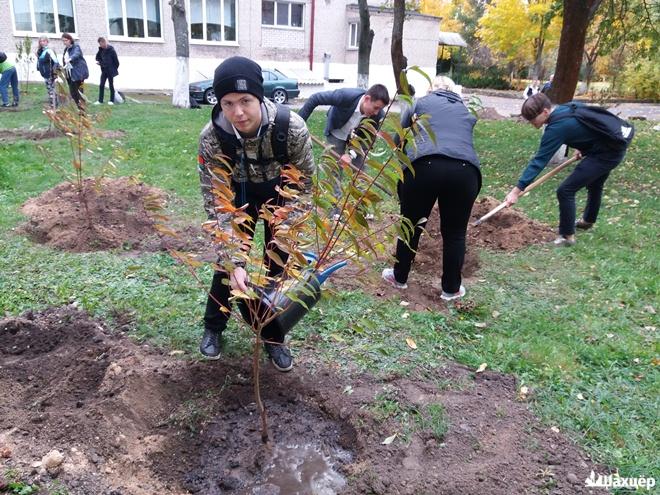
381;268;407;289
108;101;114;105
93;101;101;105
441;285;466;301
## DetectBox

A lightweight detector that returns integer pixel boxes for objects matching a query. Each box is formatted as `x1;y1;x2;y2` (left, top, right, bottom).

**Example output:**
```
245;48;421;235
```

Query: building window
11;0;76;34
107;0;162;38
348;22;359;49
262;1;303;28
190;0;236;42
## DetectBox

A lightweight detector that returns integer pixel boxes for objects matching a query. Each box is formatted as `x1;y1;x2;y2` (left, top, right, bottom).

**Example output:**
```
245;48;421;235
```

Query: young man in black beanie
197;56;315;371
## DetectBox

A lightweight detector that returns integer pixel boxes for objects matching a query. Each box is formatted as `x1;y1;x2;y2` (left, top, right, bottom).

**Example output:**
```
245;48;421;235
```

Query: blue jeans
556;149;625;236
0;67;19;105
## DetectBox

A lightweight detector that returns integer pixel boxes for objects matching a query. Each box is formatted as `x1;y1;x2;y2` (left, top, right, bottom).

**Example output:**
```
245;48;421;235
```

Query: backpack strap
271;104;290;165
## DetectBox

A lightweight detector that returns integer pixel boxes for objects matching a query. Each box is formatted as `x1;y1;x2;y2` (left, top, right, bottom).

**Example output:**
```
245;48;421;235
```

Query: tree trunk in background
549;0;602;103
171;0;190;108
391;0;406;93
357;0;374;89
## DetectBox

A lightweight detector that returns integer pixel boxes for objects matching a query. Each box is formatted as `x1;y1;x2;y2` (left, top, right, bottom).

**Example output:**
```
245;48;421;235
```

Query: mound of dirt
333;197;554;310
468;196;556;250
476;107;508;120
0;307;602;494
19;177;209;254
0;128;125;143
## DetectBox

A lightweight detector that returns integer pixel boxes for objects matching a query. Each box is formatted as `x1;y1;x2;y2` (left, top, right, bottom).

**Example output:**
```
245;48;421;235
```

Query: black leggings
393;156;480;294
203;177;289;341
556;149;625;236
99;72;115;103
67;79;84;108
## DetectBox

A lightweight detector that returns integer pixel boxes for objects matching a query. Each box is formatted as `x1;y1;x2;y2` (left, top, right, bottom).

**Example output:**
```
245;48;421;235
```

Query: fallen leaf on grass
401;312;410;319
406;337;417;350
330;333;345;342
491;311;500;319
168;350;185;356
576;393;585;400
399;301;410;306
476;363;487;373
381;433;397;445
474;322;487;328
550;426;560;433
643;305;656;314
518;385;529;400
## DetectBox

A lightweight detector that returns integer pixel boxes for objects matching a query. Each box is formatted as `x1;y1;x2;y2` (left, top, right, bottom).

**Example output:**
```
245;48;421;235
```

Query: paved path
466;92;660;122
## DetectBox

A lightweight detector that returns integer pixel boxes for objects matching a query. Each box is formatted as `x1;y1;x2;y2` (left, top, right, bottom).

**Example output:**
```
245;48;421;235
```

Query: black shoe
199;328;222;359
11;102;18;107
575;219;594;230
264;342;293;372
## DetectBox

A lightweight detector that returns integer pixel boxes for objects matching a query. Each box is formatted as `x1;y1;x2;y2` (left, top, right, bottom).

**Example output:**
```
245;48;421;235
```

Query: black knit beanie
213;56;264;103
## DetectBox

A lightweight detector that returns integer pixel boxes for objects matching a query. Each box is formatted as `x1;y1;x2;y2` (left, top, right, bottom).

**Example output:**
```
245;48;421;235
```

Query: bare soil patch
19;177;209;254
0;128;125;143
0;306;601;494
332;197;555;311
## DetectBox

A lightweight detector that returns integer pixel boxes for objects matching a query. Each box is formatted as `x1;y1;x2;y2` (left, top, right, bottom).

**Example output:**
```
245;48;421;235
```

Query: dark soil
332;197;555;311
19;177;209;254
0;307;603;494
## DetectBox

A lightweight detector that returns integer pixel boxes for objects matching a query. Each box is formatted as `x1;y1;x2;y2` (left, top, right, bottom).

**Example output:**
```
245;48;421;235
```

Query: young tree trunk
357;0;374;89
171;0;190;108
549;0;603;103
391;0;406;93
532;25;546;79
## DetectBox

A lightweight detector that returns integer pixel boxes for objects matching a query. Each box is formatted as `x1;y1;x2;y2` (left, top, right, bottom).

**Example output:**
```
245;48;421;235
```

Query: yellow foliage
478;0;561;66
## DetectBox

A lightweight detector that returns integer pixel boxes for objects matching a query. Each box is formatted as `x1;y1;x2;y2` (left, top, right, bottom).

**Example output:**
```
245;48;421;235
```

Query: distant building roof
438;32;467;47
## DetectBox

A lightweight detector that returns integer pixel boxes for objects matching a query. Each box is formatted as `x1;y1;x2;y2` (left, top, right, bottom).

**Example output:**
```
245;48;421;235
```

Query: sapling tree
169;69;433;442
15;36;35;95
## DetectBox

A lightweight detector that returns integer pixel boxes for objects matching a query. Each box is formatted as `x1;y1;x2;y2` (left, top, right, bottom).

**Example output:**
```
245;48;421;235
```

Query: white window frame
106;0;164;42
261;1;304;30
9;0;78;36
188;0;239;45
348;22;359;49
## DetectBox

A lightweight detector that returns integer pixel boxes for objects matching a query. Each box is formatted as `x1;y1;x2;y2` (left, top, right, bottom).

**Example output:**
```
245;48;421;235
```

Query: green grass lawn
1;85;658;479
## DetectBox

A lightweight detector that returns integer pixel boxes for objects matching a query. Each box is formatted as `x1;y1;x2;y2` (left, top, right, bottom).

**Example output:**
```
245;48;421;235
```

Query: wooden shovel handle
472;155;579;227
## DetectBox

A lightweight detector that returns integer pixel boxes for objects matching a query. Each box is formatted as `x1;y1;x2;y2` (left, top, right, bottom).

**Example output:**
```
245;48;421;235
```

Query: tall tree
171;0;190;108
549;0;603;103
478;0;561;79
357;0;375;89
391;0;407;93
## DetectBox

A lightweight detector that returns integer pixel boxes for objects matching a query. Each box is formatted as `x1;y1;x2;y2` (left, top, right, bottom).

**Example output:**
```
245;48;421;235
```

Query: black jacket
95;46;119;77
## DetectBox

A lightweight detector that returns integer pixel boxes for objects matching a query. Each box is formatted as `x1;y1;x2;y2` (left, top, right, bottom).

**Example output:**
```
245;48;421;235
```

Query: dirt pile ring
19;177;209;254
1;306;601;494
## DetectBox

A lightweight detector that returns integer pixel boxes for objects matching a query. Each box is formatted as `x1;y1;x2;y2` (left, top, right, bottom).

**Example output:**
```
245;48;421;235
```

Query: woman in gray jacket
382;76;481;301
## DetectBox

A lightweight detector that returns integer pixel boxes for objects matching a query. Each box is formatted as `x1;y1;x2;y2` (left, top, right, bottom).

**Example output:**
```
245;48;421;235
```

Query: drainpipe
309;0;315;71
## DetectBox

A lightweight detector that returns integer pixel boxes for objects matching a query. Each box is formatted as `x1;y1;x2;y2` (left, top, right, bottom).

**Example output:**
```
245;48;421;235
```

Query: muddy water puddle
247;443;350;494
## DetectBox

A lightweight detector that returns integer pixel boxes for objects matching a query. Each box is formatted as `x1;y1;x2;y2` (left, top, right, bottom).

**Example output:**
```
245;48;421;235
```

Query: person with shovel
197;56;315;371
505;93;632;246
381;76;481;301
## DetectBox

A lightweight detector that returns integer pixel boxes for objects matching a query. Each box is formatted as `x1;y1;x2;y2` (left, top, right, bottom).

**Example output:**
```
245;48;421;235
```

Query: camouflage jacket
198;99;315;260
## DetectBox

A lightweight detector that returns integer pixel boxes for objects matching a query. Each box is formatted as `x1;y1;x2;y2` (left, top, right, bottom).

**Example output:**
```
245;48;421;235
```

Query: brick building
0;0;441;93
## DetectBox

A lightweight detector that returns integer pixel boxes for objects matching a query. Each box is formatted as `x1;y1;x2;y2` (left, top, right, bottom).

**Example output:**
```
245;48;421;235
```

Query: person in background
297;84;390;217
381;76;481;301
61;33;89;109
523;79;540;100
94;37;119;105
0;51;19;108
36;36;60;109
541;74;553;94
505;93;630;247
197;56;315;371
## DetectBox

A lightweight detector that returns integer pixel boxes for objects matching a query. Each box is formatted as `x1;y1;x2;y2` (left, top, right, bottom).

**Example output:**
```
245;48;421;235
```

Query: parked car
189;69;300;105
